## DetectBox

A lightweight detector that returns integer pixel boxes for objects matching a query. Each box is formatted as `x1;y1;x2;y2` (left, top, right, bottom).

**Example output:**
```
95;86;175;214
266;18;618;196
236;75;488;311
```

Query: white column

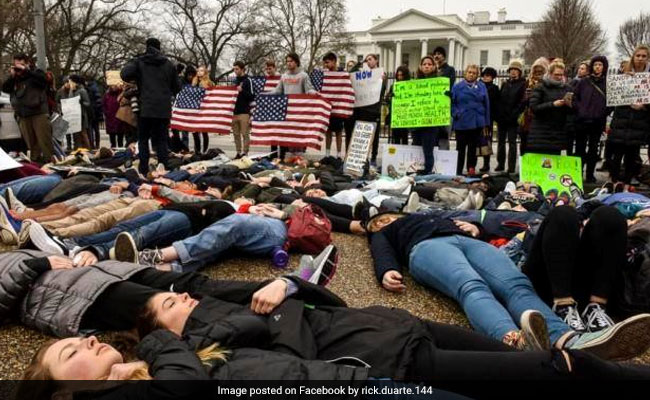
394;40;402;71
447;38;456;68
381;46;388;70
388;47;394;73
371;41;378;57
461;46;467;69
455;42;461;68
421;39;428;58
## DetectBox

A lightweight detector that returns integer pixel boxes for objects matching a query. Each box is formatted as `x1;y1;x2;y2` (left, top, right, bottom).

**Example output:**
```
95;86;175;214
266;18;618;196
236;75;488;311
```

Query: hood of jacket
542;78;565;88
140;46;167;66
589;55;609;77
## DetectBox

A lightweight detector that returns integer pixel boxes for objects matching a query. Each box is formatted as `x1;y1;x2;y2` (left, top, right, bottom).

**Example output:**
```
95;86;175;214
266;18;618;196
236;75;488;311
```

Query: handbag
284;205;332;254
116;104;137;127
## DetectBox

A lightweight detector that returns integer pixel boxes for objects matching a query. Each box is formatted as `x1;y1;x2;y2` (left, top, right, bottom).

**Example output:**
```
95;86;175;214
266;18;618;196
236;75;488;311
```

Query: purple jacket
451;79;490;131
573;75;607;122
102;90;123;134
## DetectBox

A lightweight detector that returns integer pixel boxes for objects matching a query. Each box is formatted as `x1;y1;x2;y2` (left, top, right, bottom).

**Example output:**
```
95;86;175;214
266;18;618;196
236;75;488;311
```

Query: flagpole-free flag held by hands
250;94;332;150
310;70;355;118
170;86;238;134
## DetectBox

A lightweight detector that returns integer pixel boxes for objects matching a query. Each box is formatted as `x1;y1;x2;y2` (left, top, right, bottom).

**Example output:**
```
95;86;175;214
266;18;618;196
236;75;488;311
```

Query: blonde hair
192;65;214;88
22;339;228;381
548;61;566;75
626;44;650;73
465;64;480;74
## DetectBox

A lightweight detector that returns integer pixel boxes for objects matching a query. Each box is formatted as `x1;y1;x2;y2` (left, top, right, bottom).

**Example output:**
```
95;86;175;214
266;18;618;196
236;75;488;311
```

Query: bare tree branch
616;12;650;60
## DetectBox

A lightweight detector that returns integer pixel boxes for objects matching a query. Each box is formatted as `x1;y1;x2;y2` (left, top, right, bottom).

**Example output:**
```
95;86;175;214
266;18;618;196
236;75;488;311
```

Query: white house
343;8;537;74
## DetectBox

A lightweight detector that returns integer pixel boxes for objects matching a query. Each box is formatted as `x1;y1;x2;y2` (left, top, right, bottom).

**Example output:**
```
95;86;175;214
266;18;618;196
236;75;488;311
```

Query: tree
160;0;256;81
523;0;607;68
0;0;32;80
616;12;650;60
256;0;353;71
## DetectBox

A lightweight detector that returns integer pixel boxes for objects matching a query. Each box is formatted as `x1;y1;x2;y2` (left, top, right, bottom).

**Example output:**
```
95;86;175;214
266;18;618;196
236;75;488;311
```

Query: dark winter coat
120;46;181;119
573;57;609;123
609;104;650;146
438;63;457;91
484;80;500;125
498;77;526;125
1;68;49;117
103;89;126;134
233;74;255;115
527;78;570;152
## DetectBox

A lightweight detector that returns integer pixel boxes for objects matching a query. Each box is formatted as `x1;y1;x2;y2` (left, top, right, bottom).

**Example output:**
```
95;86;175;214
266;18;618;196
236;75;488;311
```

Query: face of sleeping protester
42;336;123;380
149;292;199;336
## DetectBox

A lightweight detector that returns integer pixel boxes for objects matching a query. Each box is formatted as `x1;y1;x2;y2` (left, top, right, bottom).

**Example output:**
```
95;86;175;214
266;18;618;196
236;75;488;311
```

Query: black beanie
433;46;447;58
146;38;161;50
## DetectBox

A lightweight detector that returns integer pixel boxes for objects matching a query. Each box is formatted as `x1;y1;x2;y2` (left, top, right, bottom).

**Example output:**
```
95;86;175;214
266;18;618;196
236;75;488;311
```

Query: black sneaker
582;303;615;332
553;302;587;333
111;232;138;263
27;220;68;256
494;165;505;172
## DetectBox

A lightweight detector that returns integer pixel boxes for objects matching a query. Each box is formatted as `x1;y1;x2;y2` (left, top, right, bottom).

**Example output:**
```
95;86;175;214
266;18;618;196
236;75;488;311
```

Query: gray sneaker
138;248;164;267
111;232;138;264
567;313;650;361
519;310;551;351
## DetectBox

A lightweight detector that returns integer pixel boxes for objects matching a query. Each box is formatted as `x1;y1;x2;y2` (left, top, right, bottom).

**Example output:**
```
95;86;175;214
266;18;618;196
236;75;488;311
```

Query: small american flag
310;69;355;118
170;85;238;134
250;94;332;150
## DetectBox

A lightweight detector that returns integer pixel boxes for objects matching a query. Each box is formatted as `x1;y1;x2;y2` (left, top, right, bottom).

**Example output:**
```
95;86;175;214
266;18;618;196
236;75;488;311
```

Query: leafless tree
160;0;256;81
256;0;353;71
523;0;607;68
616;12;650;60
0;0;33;79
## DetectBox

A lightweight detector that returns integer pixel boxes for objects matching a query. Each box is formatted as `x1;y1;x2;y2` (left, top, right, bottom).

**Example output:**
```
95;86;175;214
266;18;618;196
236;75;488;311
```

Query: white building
343;8;537;74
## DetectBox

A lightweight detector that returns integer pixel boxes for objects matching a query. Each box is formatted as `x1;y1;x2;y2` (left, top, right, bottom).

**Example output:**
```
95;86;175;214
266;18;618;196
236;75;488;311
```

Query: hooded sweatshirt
271;69;316;95
120;46;181;119
572;55;609;122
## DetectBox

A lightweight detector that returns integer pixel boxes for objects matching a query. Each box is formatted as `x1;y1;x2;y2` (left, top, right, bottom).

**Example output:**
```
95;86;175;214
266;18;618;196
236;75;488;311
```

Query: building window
500;25;516;31
402;53;409;67
524;23;536;29
502;50;511;66
478;26;493;31
480;50;489;66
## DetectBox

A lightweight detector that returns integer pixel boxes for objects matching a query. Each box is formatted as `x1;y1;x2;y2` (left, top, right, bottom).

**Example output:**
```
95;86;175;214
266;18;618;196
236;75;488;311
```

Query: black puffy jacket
498;77;526;125
528;79;570;152
608;104;650;147
121;46;181;119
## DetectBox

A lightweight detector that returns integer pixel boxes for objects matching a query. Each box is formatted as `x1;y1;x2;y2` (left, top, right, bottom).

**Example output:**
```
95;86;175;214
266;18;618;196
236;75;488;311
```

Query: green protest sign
520;153;583;193
391;77;450;128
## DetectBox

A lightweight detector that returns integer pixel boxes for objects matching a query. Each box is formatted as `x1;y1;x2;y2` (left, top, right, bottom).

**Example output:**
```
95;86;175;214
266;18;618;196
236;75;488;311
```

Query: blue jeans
409;235;570;343
415;174;481;183
172;213;287;272
0;174;62;204
73;210;192;260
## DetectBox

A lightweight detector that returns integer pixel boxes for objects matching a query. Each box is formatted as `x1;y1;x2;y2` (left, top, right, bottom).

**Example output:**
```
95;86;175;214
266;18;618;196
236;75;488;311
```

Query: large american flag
310;69;355;118
251;75;281;95
250;94;332;150
170;85;238;134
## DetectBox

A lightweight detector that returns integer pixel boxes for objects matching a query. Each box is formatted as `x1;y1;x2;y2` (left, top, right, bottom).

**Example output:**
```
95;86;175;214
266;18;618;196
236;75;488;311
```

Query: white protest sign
60;96;82;134
344;121;376;177
105;71;123;86
606;72;650;107
381;144;458;176
0;147;22;172
351;68;384;108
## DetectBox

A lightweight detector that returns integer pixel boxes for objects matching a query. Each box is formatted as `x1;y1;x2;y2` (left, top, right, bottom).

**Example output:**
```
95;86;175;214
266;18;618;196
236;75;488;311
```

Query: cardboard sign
520;153;583;193
105;71;123;86
351;68;384;108
0;147;22;172
60;96;82;134
391;78;451;128
381;144;458;176
607;72;650;107
344;121;376;176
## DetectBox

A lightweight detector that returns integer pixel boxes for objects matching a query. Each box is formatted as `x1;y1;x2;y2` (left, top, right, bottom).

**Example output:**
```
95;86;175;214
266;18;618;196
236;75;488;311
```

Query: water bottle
271;246;289;269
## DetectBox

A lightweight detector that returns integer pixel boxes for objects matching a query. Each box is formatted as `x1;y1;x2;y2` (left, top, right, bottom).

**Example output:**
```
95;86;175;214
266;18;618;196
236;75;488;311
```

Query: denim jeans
414;174;481;183
409;235;570;343
172;213;287;272
73;210;192;260
0;174;62;204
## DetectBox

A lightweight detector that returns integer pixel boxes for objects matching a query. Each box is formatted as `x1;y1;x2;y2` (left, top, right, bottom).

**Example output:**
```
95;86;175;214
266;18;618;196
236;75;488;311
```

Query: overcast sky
346;0;650;59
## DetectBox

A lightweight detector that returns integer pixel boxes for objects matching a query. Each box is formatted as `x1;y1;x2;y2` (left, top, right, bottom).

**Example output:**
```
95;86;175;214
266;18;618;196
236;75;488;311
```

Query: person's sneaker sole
402;192;420;214
114;232;138;264
27;220;65;255
308;245;338;286
575;314;650;361
520;310;551;351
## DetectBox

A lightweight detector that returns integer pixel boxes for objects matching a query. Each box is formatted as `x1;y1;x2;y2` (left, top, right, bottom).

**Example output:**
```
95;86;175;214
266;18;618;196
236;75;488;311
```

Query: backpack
284;205;332;254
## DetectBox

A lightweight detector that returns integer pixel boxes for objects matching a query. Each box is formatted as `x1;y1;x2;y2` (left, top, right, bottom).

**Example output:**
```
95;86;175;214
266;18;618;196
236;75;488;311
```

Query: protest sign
520;153;583;193
60;96;82;134
105;71;123;86
0;147;21;172
391;78;451;128
344;121;376;176
351;68;384;108
381;144;458;176
606;72;650;107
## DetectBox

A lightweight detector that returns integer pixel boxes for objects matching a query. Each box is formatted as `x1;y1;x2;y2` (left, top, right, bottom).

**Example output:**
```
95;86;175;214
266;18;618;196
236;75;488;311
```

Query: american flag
170;85;238;134
250;94;332;150
310;69;355;118
250;75;281;111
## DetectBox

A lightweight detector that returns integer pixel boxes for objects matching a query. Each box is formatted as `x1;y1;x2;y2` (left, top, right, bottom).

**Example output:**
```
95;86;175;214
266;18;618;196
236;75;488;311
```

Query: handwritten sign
344;121;376;176
391;78;451;128
351;68;384;108
60;96;82;134
105;71;123;86
381;144;458;176
607;72;650;107
520;153;583;193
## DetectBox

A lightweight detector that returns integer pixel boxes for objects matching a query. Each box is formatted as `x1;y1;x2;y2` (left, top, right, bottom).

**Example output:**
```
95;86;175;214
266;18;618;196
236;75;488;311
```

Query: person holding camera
1;53;53;163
